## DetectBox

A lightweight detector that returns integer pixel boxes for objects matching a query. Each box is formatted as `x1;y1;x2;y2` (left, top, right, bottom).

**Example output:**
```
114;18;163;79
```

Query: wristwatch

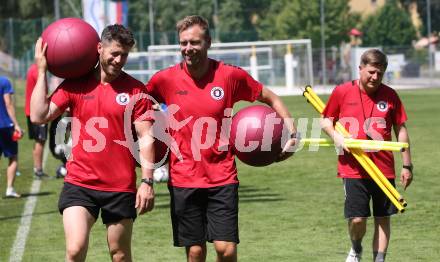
141;178;154;186
402;164;413;172
290;132;300;139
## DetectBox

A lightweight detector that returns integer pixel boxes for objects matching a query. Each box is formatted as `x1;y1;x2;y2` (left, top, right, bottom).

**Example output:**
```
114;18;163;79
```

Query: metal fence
9;44;440;96
125;39;314;94
1;17;439;91
312;44;440;89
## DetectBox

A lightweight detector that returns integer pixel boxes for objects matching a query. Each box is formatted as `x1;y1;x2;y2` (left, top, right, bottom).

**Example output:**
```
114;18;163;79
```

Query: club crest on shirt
116;93;130;105
210;86;224;100
376;101;388;112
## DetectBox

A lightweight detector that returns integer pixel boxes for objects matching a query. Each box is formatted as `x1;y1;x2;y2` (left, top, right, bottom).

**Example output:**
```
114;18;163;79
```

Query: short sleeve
231;67;263;103
133;91;153;122
50;82;70;111
145;73;164;104
322;85;343;121
0;78;14;95
26;65;37;92
391;91;407;126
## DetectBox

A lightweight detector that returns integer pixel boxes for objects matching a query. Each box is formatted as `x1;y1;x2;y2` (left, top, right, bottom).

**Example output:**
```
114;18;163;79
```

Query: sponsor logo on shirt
210;86;224;100
176;90;188;95
82;95;95;100
116;93;130;105
376;101;388;112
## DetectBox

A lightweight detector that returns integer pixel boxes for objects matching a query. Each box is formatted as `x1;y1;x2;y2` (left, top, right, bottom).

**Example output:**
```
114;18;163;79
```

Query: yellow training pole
308;88;407;207
323;103;407;206
348;145;404;152
303;87;406;211
347;149;405;212
345;138;409;149
301;138;407;151
361;151;408;207
303;89;404;209
306;87;407;207
303;91;323;113
305;85;326;109
334;122;407;207
304;87;402;194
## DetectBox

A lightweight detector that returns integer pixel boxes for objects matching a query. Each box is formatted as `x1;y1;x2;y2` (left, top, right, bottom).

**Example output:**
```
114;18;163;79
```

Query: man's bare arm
30;37;63;124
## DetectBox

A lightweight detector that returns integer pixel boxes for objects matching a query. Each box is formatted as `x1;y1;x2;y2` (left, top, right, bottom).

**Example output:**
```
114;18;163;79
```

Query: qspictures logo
53;93;388;169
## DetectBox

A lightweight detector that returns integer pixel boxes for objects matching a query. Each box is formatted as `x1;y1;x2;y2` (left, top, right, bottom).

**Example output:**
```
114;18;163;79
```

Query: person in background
320;49;413;262
25;63;49;178
0;76;23;198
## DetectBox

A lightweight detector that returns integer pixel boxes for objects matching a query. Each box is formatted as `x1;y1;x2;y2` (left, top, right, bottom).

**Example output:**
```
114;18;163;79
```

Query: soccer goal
125;39;313;95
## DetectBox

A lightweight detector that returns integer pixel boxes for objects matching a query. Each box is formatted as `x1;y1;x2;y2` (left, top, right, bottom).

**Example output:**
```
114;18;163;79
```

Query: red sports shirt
51;72;151;192
146;59;263;188
322;81;407;179
25;64;38;116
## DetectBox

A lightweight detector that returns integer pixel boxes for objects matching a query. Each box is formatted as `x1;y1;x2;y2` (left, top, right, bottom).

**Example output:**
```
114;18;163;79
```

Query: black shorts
169;183;239;247
58;182;137;224
343;178;398;218
0;127;18;157
27;117;48;141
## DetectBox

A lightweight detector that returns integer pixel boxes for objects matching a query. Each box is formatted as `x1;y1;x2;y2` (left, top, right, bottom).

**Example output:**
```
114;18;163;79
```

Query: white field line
9;144;50;262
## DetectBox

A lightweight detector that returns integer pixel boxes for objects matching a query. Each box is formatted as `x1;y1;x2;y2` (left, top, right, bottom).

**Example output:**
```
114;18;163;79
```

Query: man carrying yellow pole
319;49;413;262
305;86;407;207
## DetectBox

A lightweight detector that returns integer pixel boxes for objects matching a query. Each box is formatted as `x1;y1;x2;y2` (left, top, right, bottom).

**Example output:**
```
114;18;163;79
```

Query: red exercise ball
230;105;285;167
42;18;99;79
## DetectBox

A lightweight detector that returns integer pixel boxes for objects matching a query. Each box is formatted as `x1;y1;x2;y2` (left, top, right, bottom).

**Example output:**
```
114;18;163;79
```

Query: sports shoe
5;188;21;198
345;248;362;262
56;164;67;179
34;170;50;179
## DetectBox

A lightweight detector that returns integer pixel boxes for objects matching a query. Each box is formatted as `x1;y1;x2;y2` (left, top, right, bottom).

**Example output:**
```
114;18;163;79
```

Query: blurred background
1;0;440;91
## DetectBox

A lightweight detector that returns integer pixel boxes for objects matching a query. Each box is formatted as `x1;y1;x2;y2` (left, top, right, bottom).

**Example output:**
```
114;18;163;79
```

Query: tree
256;0;359;47
0;0;59;19
217;0;270;42
361;0;416;48
415;0;440;36
127;0;272;45
128;0;214;45
0;0;81;56
399;0;440;37
217;0;247;42
157;0;213;44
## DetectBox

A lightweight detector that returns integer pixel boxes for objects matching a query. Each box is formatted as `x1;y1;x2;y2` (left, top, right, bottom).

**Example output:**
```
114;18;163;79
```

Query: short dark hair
176;15;210;38
360;49;388;70
101;24;135;48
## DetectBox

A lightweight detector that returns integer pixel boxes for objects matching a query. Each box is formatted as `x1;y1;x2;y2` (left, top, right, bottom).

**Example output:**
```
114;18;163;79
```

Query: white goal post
125;39;314;95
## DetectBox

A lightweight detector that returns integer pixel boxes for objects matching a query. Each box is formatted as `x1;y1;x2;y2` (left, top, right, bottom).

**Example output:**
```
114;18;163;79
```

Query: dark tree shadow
0;210;59;221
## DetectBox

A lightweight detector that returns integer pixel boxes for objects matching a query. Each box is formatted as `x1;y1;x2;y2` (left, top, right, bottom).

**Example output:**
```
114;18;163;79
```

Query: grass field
1;86;439;261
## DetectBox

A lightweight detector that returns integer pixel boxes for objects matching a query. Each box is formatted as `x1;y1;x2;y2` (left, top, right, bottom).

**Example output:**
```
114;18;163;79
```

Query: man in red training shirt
321;49;413;262
147;15;298;262
25;63;49;178
32;24;154;262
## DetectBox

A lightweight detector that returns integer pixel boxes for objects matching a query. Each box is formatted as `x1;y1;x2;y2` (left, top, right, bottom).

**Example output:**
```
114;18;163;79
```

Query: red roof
349;28;362;36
